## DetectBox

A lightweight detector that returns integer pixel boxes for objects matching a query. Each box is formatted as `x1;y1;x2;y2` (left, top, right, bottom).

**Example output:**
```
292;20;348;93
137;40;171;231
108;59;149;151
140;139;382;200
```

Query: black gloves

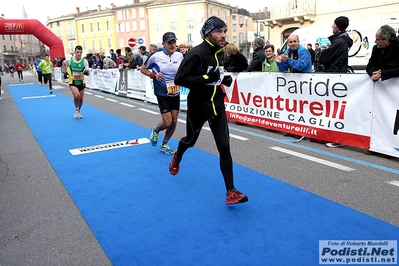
221;75;232;86
63;72;68;79
83;70;90;76
205;67;220;83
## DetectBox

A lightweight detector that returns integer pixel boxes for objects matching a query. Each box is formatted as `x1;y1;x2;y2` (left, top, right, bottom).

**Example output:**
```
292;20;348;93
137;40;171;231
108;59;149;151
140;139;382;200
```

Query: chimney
76;7;80;13
98;5;101;11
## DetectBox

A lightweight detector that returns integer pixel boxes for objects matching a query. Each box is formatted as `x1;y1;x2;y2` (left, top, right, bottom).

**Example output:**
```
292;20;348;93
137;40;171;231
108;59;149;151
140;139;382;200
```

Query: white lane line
138;108;159;115
177;119;248;140
387;180;399;187
270;146;355;171
119;102;135;108
85;91;93;95
105;98;119;102
94;95;105;99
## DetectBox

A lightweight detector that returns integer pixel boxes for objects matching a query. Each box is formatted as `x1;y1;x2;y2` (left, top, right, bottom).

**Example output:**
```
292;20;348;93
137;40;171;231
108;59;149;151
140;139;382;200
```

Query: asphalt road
1;71;398;265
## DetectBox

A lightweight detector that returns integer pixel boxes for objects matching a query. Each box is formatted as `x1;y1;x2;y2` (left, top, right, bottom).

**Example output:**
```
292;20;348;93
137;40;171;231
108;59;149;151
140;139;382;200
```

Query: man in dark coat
319;16;353;73
247;37;266;71
367;24;399;81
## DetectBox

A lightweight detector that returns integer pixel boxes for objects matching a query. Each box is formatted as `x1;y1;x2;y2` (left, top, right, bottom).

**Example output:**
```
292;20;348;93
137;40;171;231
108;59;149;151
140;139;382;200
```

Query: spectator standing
139;46;151;64
141;32;184;155
171;16;248;205
178;44;189;58
262;44;279;72
307;43;315;65
101;55;116;69
366;24;399;81
15;60;25;82
223;43;248;72
274;34;312;73
319;16;353;73
149;44;158;54
247;37;266;71
110;49;117;63
313;43;322;72
115;49;123;68
38;55;54;94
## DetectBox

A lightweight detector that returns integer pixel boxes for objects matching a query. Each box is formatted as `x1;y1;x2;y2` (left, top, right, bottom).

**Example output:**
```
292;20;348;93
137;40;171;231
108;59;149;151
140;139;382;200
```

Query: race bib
166;80;179;96
72;72;83;80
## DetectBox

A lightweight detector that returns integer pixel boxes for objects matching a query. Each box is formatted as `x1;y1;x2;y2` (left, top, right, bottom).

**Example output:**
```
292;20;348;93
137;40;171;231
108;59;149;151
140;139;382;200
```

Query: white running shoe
77;111;83;119
73;109;79;118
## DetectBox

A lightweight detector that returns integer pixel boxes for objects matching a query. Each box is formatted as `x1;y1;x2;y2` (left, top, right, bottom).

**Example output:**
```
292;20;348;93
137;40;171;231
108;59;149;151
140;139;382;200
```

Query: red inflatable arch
0;19;64;59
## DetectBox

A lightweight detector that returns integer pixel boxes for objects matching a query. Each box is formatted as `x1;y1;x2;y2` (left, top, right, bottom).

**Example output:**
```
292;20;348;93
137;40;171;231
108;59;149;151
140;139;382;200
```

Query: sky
2;0;267;24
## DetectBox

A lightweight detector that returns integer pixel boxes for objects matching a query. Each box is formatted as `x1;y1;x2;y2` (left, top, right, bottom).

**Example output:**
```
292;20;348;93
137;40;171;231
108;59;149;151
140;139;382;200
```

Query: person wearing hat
319;16;353;73
141;32;184;155
169;16;248;205
248;37;266;71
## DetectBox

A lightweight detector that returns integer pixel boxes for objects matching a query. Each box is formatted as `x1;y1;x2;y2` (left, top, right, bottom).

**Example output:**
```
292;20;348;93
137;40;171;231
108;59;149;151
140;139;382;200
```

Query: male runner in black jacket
169;16;248;205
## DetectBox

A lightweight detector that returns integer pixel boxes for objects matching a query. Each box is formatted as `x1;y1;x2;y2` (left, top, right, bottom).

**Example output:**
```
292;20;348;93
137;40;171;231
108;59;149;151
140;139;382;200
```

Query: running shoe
0;97;2;101
169;151;181;175
150;126;158;146
73;109;79;118
226;188;248;205
77;111;83;119
50;89;53;94
160;143;174;155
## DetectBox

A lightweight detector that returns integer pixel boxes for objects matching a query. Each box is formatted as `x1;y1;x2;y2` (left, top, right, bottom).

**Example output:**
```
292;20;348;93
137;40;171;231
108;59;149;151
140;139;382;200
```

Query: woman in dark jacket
223;43;248;72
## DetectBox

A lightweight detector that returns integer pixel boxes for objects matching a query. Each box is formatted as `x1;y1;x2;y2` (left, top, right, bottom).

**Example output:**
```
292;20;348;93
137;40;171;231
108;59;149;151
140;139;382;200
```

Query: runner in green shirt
62;45;90;118
38;55;53;94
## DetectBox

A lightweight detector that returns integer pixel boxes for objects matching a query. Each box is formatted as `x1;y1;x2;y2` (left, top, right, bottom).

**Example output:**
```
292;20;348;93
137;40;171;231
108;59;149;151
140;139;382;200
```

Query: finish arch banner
224;72;373;149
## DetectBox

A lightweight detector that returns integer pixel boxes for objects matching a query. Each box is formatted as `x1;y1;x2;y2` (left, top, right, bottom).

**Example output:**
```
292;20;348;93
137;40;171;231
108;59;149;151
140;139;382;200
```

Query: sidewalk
0;73;112;266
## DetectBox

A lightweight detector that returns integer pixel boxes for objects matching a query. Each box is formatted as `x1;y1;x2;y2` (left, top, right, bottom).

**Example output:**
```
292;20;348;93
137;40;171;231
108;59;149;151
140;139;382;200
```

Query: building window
132;21;137;31
187;20;195;29
90;23;93;32
68;27;74;39
99;39;103;52
83;40;86;50
117;10;122;20
97;22;101;31
232;14;236;20
156;23;162;32
81;24;85;33
170;7;176;18
171;21;178;31
139;7;144;18
117;23;124;32
217;8;220;17
132;8;136;19
210;7;213;15
140;20;145;31
126;22;130;32
91;39;95;52
107;37;111;48
3;45;6;52
56;21;60;27
106;21;110;30
233;24;237;32
69;42;74;54
233;36;237;43
124;10;129;19
188;33;192;42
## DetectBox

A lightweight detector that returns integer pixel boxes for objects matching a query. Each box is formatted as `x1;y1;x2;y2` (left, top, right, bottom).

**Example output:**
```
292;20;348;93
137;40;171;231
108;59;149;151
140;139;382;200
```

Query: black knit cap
200;16;227;39
334;16;349;31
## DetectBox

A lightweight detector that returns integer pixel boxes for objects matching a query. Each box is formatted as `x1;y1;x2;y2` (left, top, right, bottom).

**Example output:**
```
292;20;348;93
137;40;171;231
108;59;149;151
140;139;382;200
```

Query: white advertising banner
370;78;399;157
224;72;373;149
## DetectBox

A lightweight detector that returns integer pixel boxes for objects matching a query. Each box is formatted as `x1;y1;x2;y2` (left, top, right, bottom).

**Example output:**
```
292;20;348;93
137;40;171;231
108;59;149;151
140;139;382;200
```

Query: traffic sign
137;38;144;45
128;38;137;48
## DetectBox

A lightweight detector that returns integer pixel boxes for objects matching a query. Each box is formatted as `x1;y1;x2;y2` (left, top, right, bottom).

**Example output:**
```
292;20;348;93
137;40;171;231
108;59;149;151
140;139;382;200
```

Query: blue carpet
8;84;399;266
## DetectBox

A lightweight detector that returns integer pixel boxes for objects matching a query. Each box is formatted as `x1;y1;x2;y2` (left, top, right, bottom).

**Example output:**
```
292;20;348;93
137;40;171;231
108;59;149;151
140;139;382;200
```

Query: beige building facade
260;0;399;48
